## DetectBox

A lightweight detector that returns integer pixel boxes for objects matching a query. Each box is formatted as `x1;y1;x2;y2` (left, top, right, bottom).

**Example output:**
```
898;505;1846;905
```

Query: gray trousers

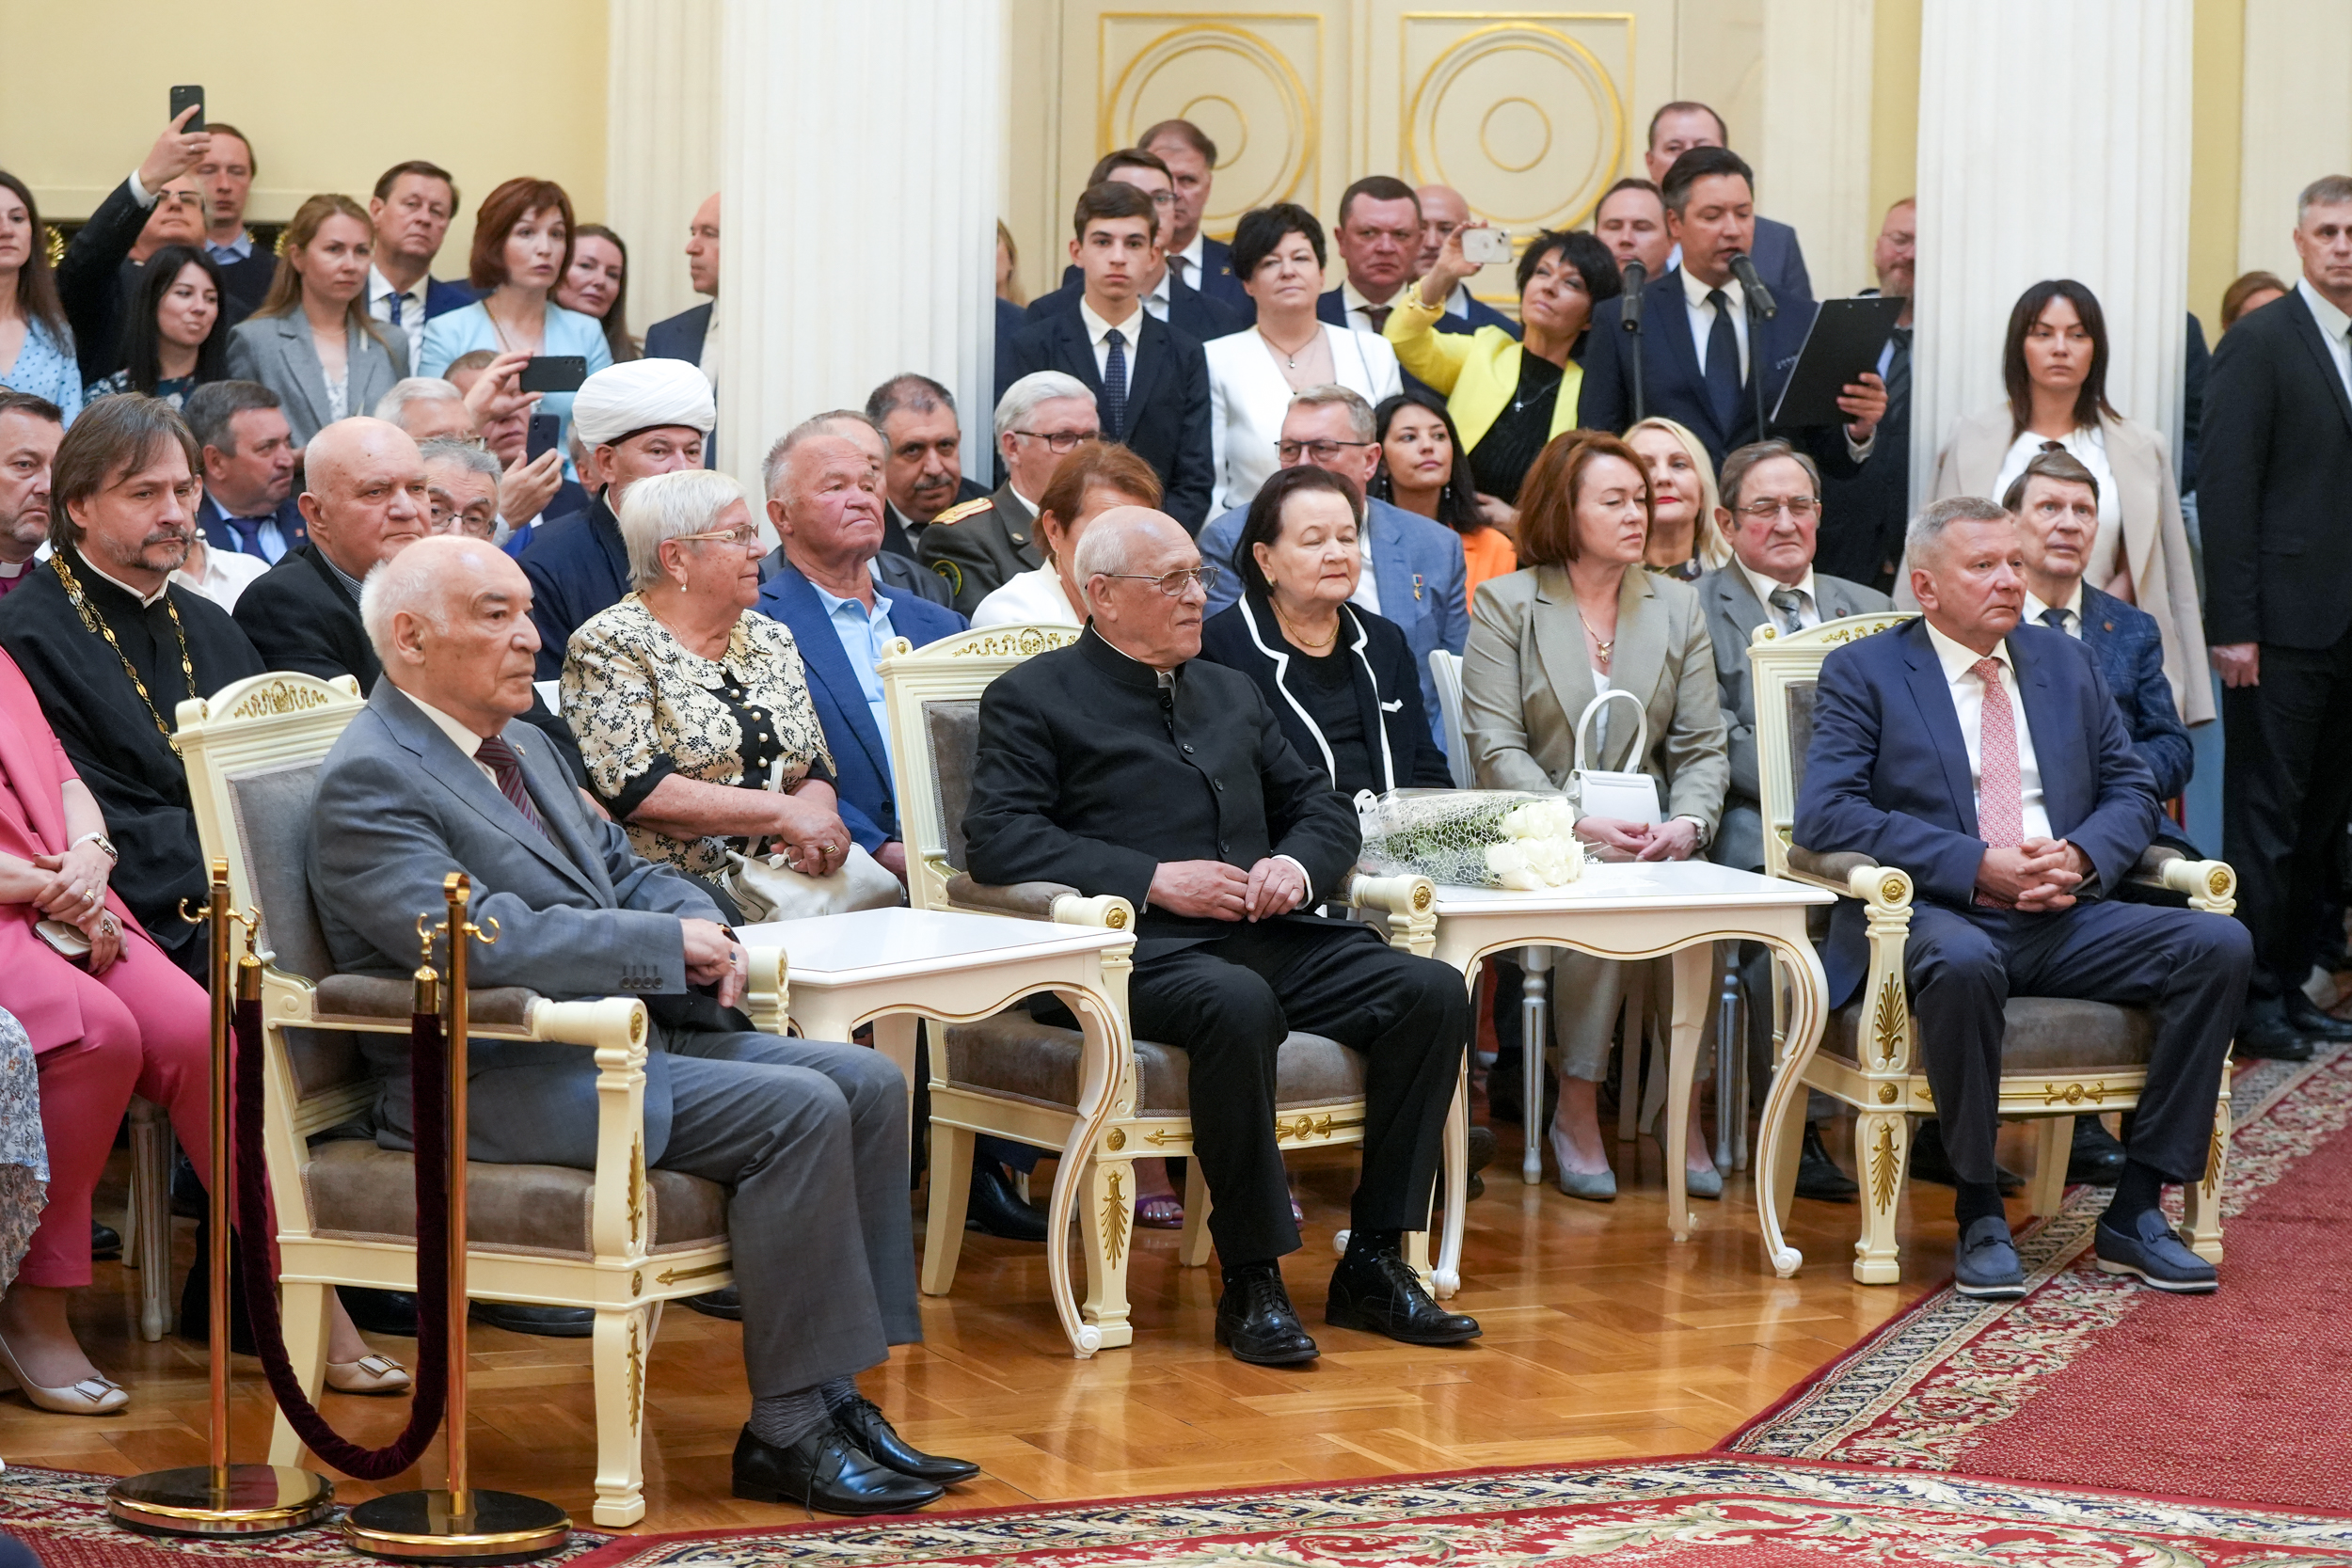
1547;952;1712;1086
657;1027;919;1397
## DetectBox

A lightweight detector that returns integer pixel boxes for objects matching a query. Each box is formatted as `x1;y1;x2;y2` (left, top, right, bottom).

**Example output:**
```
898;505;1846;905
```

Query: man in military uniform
919;371;1099;615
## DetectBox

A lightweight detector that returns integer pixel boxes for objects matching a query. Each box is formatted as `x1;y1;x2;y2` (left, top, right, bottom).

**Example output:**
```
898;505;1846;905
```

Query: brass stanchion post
346;874;570;1562
108;861;335;1537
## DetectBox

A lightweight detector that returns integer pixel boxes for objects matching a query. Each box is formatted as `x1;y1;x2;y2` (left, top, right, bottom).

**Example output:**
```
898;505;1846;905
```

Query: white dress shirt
1350;511;1382;616
1681;268;1751;382
697;300;722;390
2299;278;2352;402
1169;233;1208;293
407;691;505;791
1077;297;1146;384
171;540;270;610
1139;263;1172;324
1339;279;1406;335
367;265;432;335
1738;561;1820;629
970;563;1079;628
2022;581;2087;639
1922;618;2051;842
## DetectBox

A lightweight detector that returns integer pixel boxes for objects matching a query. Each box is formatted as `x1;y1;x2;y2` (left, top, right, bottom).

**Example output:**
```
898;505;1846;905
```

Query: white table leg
1754;930;1831;1276
871;1014;922;1158
1664;944;1711;1242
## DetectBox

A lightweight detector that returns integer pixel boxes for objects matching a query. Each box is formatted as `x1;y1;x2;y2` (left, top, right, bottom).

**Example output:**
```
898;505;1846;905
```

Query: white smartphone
1462;228;1512;265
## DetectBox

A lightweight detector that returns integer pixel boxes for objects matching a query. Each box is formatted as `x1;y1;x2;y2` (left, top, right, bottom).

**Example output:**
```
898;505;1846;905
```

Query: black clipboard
1769;296;1906;428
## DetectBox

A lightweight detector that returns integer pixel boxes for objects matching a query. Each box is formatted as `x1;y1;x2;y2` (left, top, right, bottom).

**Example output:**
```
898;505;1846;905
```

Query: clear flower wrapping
1354;788;1586;890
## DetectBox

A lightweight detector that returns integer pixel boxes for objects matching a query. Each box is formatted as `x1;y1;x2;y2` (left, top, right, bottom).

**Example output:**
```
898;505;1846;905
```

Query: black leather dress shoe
1910;1118;2025;1196
1324;1247;1481;1346
1215;1264;1319;1365
338;1287;419;1338
1794;1122;1859;1202
2284;991;2352;1042
2237;1002;2318;1061
2066;1116;2127;1187
683;1289;741;1321
731;1423;943;1514
90;1220;121;1261
471;1302;596;1338
964;1157;1049;1243
829;1393;979;1483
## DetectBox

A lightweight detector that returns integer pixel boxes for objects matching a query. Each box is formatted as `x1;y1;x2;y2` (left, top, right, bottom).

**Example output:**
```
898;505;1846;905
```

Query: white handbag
717;756;905;922
1566;688;1664;828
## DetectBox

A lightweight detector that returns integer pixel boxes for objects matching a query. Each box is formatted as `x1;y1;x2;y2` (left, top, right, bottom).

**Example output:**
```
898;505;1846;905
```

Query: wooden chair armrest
1786;847;1914;908
944;872;1136;931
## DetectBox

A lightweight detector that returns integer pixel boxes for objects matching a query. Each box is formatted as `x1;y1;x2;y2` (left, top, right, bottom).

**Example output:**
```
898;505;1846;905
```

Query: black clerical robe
0;552;263;973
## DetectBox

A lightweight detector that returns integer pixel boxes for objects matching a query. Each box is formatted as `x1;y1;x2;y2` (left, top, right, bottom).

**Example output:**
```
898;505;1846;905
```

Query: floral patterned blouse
561;594;835;877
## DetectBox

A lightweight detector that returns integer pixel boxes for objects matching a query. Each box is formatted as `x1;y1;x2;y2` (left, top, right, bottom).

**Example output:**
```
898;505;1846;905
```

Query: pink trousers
21;935;211;1290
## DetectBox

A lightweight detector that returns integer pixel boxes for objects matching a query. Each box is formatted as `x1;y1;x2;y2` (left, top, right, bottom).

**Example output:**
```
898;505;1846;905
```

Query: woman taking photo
1387;225;1620;527
0;172;81;422
1200;463;1450;796
227;194;406;445
1920;278;2210;725
84;245;227;407
419;177;612;460
1202;202;1401;514
562;468;850;886
1461;431;1727;1201
1626;417;1730;581
1369;389;1516;609
971;440;1162;628
555;223;640;364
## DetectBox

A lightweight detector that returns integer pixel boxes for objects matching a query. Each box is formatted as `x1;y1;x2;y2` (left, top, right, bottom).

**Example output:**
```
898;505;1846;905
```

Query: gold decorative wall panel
1099;13;1324;226
1400;15;1632;230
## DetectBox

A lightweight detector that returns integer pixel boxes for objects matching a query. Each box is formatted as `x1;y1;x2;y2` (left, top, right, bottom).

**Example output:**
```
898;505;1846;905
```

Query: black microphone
1618;259;1647;332
1726;251;1777;319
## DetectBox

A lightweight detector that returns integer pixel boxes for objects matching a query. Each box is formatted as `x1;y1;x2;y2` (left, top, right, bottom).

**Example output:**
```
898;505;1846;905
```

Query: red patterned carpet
1728;1045;2352;1512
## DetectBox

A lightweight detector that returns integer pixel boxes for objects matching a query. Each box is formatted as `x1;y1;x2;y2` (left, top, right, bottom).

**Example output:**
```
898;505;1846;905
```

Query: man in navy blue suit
1797;497;2246;1298
1141;119;1254;320
185;381;306;561
644;193;720;368
1578;148;1886;473
365;162;478;335
1315;177;1505;343
1644;103;1811;308
1041;150;1248;345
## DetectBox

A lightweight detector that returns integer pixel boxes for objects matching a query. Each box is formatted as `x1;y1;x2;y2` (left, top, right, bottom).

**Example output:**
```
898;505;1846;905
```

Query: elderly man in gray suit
308;535;975;1516
1698;439;1890;1204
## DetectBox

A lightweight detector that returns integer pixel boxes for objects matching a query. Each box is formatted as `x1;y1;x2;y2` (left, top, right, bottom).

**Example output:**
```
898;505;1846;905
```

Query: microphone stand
1619;260;1648;424
1728;250;1777;445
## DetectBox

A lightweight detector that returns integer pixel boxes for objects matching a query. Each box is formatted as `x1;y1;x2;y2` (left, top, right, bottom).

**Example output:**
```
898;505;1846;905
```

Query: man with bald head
964;507;1479;1366
310;536;969;1513
1411;183;1520;339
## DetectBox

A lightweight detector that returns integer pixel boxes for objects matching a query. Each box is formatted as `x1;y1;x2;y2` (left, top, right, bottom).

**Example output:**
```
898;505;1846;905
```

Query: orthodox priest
0;394;263;978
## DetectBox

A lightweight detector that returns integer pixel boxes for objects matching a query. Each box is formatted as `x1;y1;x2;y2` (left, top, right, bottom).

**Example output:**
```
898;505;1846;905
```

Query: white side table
1423;863;1833;1261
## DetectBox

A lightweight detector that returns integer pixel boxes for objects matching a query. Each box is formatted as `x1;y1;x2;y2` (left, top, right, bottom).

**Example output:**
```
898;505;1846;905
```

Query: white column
2237;0;2352;282
1758;0;1875;299
715;0;1004;501
605;0;723;329
1911;0;2191;510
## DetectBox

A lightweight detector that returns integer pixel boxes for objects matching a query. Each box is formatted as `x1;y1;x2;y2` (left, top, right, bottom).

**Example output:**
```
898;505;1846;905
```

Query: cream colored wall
0;0;606;236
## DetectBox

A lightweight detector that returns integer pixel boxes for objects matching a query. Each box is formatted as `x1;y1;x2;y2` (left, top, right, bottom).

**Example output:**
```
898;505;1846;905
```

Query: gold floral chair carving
1747;614;2234;1284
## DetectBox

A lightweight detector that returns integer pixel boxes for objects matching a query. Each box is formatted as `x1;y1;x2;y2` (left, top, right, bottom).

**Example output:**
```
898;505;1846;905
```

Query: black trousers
1127;919;1469;1265
1905;897;2249;1187
2222;630;2352;995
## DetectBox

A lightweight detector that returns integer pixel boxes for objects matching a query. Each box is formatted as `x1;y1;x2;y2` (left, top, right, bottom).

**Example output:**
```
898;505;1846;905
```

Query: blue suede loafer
1954;1214;2026;1299
2094;1206;2219;1293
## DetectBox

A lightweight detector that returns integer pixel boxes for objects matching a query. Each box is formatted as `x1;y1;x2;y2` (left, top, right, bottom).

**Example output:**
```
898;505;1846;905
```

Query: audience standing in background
969;439;1162;629
996;221;1026;308
193;124;272;319
1139;119;1252;316
1412;184;1521;339
1593;178;1673;281
2220;269;2289;331
56;110;213;385
227;195;407;446
1321;178;1438;339
1625;417;1730;580
866;373;987;556
559;224;640;364
1368;389;1515;608
442;350;580;546
1816;198;1915;593
919;371;1098;614
185;380;305;562
83;245;226;407
1642;102;1811;306
2202;174;2352;1061
1035;150;1247;344
365;160;474;333
644;193;720;374
1205;203;1402;514
1004;182;1216;531
0;173;82;423
0;392;62;603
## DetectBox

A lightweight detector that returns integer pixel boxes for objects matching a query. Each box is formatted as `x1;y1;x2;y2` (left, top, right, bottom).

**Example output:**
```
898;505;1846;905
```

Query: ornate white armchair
1748;614;2233;1283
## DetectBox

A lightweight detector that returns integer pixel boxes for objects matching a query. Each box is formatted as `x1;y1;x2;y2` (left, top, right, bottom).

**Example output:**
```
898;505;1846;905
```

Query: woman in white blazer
1204;203;1401;515
1910;278;2212;725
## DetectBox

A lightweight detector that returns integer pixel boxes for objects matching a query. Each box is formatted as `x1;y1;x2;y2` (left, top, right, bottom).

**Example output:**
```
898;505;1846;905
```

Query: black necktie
1883;325;1913;421
1102;328;1129;440
475;733;550;841
1704;288;1742;432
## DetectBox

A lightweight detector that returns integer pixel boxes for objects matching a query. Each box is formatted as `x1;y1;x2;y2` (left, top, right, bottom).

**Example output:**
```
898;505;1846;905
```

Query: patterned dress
0;317;84;425
561;594;835;877
0;1008;47;1294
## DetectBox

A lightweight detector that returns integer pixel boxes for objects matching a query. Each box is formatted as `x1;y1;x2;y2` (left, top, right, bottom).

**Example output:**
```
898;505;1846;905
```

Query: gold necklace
1274;601;1341;652
51;550;197;742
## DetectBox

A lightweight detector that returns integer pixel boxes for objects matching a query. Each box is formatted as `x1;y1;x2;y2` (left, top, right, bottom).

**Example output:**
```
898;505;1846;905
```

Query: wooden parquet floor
0;1114;2038;1535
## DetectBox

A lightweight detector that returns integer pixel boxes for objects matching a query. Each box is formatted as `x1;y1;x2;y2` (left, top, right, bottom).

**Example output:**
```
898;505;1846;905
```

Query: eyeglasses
1097;562;1220;597
1277;439;1376;463
1736;497;1820;520
675;525;764;549
1013;428;1102;453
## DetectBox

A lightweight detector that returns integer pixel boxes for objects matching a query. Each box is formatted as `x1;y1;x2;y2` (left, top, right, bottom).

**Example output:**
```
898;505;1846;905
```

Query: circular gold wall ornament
1406;24;1624;229
1104;24;1314;222
1480;97;1552;174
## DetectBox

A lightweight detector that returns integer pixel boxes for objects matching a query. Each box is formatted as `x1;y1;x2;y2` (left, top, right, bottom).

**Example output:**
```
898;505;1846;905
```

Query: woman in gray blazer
226;194;407;446
1462;431;1728;1202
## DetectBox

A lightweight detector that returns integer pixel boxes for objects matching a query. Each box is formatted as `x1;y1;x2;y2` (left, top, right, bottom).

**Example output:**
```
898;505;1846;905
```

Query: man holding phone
55;105;214;383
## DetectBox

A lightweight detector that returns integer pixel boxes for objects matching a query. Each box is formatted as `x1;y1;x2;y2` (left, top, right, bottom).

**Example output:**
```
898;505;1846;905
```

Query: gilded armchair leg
2027;1117;2072;1220
918;1123;977;1296
267;1280;333;1467
589;1304;650;1528
1075;1158;1136;1350
1177;1160;1215;1269
2183;1093;2228;1265
1851;1111;1909;1284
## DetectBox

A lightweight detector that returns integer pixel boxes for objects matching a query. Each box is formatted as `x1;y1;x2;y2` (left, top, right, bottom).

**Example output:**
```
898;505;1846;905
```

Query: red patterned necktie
1973;656;2021;907
475;733;549;841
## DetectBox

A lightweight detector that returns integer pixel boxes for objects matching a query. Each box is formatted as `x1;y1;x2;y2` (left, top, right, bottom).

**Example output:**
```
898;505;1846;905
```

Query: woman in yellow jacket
1384;224;1621;531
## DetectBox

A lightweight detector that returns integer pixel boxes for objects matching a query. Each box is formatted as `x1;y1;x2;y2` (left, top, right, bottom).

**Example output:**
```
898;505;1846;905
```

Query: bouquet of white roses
1354;788;1585;891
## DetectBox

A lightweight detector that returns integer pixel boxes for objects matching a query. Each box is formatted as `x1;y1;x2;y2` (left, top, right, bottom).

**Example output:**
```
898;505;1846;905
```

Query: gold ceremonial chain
50;550;197;740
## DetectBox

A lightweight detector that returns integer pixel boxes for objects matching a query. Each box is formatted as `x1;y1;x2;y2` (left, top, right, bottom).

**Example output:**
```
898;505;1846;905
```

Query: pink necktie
1973;657;2021;907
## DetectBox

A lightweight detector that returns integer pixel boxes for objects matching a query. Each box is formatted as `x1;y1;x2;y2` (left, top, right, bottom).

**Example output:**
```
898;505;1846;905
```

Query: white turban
571;358;716;447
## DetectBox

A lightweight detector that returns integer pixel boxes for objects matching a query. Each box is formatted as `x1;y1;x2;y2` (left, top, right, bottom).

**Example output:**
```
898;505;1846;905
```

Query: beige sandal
0;1331;128;1416
326;1354;412;1396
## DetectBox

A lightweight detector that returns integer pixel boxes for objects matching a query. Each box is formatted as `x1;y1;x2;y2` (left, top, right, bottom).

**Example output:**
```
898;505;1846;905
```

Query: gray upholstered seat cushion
944;1013;1361;1116
1820;994;2154;1073
924;698;981;871
304;1141;727;1259
313;975;540;1028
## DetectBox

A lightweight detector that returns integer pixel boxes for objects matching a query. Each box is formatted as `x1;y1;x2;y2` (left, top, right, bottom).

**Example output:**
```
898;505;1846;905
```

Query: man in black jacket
2201;172;2352;1059
56;110;215;385
963;507;1477;1366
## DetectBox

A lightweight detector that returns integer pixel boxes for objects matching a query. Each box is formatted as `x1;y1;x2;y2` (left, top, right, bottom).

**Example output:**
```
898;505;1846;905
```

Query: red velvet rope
232;996;451;1480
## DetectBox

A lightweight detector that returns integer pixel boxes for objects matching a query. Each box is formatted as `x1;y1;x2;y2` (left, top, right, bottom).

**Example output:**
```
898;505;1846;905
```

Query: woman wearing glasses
561;468;850;888
1202;203;1402;515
